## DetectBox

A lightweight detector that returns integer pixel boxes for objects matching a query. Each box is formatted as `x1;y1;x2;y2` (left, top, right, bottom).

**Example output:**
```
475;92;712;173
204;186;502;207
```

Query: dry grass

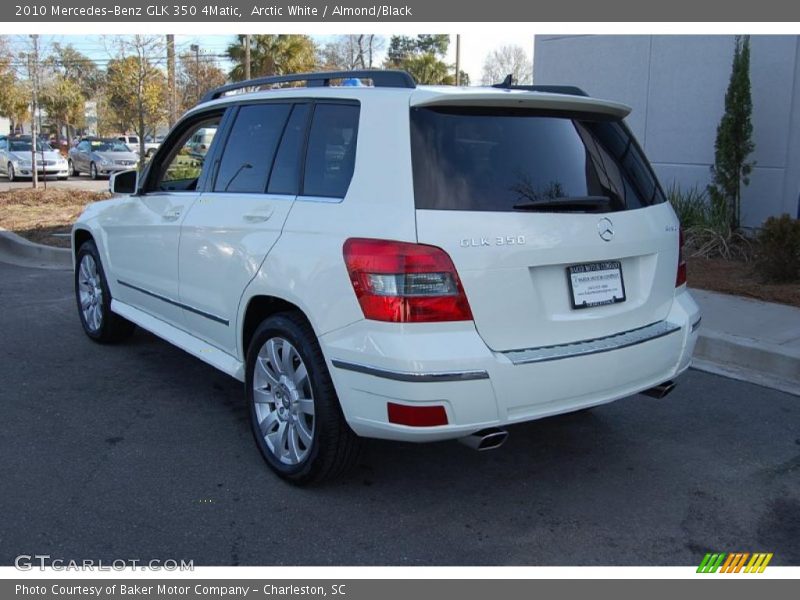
687;256;800;308
0;188;111;248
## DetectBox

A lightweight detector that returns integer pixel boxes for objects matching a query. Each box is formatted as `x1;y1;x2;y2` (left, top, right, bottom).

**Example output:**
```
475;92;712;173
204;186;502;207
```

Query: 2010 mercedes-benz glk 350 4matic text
72;70;700;484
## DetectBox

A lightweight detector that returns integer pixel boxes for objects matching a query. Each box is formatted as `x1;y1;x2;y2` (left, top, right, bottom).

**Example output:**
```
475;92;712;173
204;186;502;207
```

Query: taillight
343;238;473;323
676;227;687;287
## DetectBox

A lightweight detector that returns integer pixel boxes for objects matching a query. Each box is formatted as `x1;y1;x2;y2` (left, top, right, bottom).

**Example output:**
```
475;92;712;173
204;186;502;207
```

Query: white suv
72;70;700;484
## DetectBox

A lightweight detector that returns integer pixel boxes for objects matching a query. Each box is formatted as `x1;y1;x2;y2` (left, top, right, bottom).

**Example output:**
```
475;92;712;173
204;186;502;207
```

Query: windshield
410;106;665;212
92;141;130;152
9;141;33;152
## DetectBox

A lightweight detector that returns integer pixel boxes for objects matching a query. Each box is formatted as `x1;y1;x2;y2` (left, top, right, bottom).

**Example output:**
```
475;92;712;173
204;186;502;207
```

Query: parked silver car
68;138;139;180
0;137;69;181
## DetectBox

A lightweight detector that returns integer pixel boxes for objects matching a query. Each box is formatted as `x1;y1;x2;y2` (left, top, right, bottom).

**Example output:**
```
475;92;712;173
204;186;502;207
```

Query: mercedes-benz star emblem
598;217;614;242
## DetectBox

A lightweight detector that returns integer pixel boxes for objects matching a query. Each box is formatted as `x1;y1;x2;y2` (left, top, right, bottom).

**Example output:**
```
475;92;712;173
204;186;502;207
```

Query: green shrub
668;183;751;260
756;214;800;283
668;183;707;229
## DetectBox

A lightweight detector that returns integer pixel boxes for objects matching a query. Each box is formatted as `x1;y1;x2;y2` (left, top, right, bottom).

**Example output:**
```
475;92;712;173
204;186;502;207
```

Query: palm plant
227;35;317;81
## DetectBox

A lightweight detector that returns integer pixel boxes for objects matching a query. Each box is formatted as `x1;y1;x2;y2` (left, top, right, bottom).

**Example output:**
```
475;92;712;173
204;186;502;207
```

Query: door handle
243;207;274;223
162;209;182;221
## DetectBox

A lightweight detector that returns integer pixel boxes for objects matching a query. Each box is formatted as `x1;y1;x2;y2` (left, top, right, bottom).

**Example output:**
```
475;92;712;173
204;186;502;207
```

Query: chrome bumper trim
331;360;490;383
503;320;682;365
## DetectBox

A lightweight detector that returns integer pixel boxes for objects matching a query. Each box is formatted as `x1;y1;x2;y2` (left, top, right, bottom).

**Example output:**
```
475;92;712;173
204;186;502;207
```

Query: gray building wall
533;35;800;228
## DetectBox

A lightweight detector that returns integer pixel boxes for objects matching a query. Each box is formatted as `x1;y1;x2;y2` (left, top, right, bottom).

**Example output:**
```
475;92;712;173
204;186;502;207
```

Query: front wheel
89;162;99;180
75;240;136;343
246;312;360;484
69;159;79;177
7;163;16;182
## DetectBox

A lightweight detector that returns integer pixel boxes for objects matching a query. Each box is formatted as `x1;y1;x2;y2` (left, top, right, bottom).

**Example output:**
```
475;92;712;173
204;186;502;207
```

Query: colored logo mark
697;552;773;573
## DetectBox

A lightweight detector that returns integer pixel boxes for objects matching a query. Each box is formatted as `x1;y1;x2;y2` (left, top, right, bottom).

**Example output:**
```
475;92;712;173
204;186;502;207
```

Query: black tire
7;163;16;182
246;312;360;484
74;240;136;343
89;162;99;180
69;159;79;177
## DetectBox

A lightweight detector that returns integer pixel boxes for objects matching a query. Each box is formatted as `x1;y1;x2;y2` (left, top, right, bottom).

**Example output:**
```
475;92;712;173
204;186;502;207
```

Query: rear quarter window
302;103;359;199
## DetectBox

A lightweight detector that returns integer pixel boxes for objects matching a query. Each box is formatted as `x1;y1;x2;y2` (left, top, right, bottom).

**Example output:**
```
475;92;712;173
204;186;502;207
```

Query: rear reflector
387;403;449;427
676;227;687;287
343;238;473;322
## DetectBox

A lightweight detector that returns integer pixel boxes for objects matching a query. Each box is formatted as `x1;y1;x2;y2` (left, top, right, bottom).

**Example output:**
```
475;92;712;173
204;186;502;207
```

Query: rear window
410;107;665;212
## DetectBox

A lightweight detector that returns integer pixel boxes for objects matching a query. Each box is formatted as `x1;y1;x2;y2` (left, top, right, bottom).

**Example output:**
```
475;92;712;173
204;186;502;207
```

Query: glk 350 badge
460;236;526;247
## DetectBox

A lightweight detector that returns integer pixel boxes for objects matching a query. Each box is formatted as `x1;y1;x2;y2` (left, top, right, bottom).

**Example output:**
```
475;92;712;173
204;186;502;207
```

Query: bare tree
320;35;385;70
481;45;533;86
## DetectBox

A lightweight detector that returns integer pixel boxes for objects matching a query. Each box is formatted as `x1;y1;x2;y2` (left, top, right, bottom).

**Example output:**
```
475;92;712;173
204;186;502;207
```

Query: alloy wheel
252;337;315;465
77;253;104;332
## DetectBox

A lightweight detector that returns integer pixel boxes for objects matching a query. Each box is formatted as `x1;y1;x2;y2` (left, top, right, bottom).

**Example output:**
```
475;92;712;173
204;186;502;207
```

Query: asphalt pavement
0;260;798;566
0;176;108;193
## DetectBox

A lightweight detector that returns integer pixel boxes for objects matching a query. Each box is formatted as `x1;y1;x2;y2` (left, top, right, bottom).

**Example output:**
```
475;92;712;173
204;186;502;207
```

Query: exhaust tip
459;427;509;451
642;380;676;399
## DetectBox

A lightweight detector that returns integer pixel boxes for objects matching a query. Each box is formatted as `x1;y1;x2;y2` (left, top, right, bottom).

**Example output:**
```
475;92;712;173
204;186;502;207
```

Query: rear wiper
512;196;611;212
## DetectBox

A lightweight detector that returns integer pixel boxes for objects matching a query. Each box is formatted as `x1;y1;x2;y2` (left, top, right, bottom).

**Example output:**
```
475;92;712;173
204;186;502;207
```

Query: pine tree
709;35;755;229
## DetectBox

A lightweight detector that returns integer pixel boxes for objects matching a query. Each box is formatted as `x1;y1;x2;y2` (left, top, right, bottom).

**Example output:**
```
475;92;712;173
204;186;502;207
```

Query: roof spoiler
492;74;588;97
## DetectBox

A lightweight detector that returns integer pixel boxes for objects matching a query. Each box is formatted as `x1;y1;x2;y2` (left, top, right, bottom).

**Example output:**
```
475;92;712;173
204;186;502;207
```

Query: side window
0;140;6;151
156;117;221;192
267;103;309;195
213;103;291;194
302;104;359;198
78;141;90;152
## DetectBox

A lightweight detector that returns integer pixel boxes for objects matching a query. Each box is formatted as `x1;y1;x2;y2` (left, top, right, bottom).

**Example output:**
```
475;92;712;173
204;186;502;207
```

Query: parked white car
0;136;69;180
117;134;160;157
72;70;700;484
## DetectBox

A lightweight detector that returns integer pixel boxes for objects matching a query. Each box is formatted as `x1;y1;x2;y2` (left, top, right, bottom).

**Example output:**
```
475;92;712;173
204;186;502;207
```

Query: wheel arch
72;227;95;260
240;295;316;360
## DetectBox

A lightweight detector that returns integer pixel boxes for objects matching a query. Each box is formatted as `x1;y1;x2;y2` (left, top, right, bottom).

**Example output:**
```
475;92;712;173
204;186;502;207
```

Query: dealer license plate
567;261;626;309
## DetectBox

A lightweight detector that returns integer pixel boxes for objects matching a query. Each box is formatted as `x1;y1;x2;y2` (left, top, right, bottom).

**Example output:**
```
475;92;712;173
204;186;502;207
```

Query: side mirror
109;169;138;195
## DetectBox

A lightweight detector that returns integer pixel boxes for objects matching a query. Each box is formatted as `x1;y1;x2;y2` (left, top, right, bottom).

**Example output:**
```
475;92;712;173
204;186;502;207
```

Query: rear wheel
69;159;79;177
246;312;360;484
75;240;135;343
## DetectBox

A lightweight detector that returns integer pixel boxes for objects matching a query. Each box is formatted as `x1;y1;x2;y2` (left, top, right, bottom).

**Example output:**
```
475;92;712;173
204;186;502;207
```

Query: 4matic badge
460;235;526;248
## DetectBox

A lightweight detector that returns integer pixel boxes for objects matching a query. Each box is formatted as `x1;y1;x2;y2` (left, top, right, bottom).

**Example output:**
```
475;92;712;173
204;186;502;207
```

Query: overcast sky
25;33;534;85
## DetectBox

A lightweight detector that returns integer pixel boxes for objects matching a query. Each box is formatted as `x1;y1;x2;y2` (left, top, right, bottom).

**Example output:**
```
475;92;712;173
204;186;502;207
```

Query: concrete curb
0;228;72;270
693;327;800;397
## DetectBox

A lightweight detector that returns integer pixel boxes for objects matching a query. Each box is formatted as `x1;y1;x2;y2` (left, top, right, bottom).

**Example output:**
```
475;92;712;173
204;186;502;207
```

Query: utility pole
190;44;200;103
455;34;461;86
244;34;251;80
29;34;40;189
167;34;176;127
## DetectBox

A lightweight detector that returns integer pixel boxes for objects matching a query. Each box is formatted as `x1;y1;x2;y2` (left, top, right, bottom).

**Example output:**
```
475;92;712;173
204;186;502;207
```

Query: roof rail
201;69;416;103
491;75;588;97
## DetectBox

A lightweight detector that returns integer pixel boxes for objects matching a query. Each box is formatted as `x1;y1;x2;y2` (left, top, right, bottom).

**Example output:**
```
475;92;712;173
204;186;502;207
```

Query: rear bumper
322;288;700;442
